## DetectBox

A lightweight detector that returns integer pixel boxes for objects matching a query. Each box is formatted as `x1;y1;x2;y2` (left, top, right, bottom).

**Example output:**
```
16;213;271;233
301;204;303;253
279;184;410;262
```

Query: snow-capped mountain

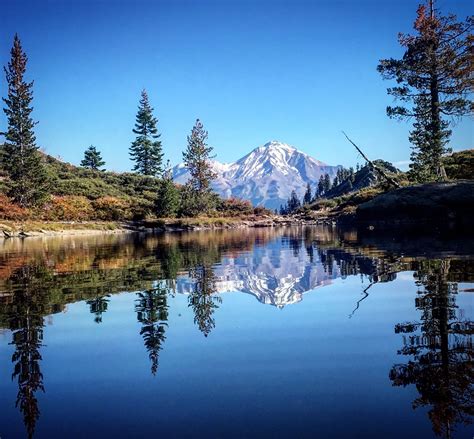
173;141;340;210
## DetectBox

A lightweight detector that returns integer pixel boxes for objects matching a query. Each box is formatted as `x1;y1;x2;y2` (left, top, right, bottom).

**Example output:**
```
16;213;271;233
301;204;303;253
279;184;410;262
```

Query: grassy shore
0;214;281;237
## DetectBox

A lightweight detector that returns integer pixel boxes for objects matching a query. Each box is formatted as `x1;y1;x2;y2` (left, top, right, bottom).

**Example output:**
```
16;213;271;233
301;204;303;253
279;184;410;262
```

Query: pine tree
317;175;325;198
323;173;332;193
287;190;301;213
1;35;49;207
378;1;472;182
155;164;180;218
130;89;163;176
80;145;105;171
303;183;312;205
182;119;217;215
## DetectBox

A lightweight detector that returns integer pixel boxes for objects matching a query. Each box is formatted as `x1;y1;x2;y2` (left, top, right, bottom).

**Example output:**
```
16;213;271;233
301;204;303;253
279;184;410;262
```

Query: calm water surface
0;227;472;438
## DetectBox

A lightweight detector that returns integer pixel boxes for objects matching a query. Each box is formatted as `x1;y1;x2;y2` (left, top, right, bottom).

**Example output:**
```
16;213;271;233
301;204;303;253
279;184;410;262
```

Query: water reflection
188;264;221;337
0;227;471;437
135;284;169;375
87;294;110;324
6;266;46;439
390;260;474;438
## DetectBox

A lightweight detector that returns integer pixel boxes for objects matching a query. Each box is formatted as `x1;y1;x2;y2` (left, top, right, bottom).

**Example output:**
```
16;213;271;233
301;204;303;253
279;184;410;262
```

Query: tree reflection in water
188;264;221;337
86;294;110;323
135;283;169;375
390;260;474;438
7;266;46;439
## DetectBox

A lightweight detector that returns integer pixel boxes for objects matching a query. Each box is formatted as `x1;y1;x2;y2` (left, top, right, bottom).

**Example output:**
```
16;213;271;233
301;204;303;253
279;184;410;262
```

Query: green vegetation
2;35;49;207
81;145;105;171
181;119;217;216
378;4;472;182
129;89;164;177
442;149;474;180
0;148;271;223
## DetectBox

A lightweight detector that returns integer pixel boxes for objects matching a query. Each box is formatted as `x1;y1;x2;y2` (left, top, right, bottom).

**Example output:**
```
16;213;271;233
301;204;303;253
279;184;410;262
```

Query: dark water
0;227;472;439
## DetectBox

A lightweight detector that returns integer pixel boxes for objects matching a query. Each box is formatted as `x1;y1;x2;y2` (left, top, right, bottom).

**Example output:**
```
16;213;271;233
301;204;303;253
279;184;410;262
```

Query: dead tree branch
342;131;400;188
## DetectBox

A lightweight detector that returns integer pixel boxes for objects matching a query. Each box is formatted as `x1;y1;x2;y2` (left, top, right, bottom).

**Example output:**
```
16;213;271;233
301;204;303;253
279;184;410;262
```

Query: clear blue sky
1;0;472;171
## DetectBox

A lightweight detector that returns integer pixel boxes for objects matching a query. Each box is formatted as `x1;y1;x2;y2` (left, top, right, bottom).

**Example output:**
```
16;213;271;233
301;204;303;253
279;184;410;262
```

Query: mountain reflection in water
0;227;472;439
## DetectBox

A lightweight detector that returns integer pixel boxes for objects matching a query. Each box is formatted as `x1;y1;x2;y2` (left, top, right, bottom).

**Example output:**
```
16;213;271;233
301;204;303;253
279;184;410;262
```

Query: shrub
155;179;180;218
42;196;94;221
217;197;254;217
253;206;272;216
0;194;30;220
92;197;131;221
313;199;337;210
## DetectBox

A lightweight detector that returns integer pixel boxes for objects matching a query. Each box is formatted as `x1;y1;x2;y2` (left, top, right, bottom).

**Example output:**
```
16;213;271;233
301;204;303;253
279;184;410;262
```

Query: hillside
324;160;401;199
0;149;267;223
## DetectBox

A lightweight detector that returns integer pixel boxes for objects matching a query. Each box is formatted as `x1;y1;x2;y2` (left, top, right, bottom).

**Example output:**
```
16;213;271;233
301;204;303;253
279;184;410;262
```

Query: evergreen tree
323;173;332;193
1;35;49;207
130;89;163;176
155;164;180;218
348;167;355;182
182;119;217;215
317;175;325;198
378;1;473;182
303;183;312;205
287;190;301;213
80;145;105;171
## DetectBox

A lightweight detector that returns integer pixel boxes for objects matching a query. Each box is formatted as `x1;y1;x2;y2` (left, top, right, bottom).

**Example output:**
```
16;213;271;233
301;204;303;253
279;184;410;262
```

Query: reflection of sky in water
0;228;472;439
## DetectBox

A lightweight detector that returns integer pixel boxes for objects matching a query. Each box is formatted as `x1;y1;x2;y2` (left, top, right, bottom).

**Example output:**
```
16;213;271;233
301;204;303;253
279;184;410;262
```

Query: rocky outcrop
356;180;474;229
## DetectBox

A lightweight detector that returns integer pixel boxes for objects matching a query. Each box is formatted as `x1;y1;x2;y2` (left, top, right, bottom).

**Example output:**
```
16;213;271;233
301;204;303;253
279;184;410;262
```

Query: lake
0;227;472;438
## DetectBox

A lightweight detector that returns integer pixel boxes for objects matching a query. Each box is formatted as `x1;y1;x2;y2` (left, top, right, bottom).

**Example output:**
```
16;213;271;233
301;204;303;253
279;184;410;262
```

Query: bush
217;197;253;217
443;149;474;180
155;179;180;218
42;196;94;221
92;197;131;221
253;206;272;216
0;194;30;220
313;199;337;210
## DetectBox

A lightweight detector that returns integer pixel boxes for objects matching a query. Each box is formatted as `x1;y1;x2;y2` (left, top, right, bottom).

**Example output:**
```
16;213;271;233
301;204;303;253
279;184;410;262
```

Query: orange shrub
0;194;30;221
92;196;131;220
218;197;254;217
42;196;94;221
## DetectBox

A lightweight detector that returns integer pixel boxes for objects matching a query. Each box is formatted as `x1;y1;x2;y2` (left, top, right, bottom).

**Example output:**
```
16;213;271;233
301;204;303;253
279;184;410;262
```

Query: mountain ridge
173;141;341;210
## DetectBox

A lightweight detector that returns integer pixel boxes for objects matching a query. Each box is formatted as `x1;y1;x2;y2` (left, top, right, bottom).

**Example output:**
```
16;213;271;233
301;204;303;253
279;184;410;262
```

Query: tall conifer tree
182;119;216;215
130;90;163;176
378;1;472;182
303;183;312;205
1;35;49;207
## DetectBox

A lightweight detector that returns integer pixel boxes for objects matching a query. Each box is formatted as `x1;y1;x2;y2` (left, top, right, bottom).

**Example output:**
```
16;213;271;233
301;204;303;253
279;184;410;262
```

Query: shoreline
0;217;321;238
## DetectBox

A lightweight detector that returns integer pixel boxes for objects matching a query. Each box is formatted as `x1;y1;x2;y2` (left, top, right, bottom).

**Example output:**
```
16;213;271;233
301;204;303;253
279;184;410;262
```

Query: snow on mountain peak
173;141;340;210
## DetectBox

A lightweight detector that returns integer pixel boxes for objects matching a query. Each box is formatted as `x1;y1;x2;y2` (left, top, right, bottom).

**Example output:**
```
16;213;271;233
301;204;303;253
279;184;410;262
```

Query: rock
356;180;474;229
